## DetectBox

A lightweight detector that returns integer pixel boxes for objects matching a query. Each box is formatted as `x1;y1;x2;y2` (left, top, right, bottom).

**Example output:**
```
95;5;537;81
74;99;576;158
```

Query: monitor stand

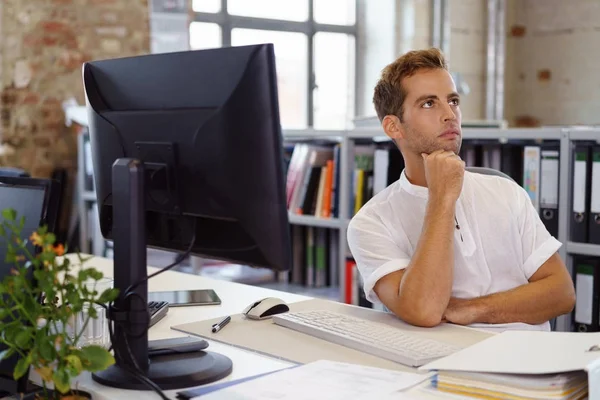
92;158;232;390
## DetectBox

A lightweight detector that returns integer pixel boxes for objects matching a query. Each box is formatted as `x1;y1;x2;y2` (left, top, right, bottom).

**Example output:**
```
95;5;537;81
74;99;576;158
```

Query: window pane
193;0;221;13
228;0;308;22
189;22;222;50
314;32;355;129
314;0;356;25
232;29;308;129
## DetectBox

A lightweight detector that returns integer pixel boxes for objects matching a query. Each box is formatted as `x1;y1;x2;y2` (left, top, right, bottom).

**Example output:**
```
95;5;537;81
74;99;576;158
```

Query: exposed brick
0;0;150;184
57;50;91;71
537;69;551;82
95;26;127;37
41;21;70;34
510;25;526;37
101;38;122;53
21;92;40;105
514;115;541;127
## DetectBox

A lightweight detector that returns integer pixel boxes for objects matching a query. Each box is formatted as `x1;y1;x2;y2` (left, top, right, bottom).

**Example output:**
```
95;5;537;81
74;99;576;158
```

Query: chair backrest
466;166;514;182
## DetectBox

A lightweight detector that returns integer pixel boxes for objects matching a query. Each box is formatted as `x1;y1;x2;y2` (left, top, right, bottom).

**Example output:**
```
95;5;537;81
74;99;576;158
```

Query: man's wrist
467;296;490;324
427;197;456;215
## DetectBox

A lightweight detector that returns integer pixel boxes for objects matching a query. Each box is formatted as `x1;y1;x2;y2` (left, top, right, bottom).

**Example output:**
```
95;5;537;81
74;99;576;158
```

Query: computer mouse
242;297;290;320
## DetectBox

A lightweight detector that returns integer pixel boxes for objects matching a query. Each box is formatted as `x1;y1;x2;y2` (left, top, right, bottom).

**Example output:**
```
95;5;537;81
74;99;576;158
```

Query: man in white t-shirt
347;48;575;332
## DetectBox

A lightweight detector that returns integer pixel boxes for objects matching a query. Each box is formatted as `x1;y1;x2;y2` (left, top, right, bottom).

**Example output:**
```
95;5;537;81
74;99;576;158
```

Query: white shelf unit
282;126;600;332
76;124;600;331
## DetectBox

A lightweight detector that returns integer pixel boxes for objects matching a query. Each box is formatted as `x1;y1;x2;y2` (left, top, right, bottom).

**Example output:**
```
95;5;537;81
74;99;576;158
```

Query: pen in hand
212;315;231;333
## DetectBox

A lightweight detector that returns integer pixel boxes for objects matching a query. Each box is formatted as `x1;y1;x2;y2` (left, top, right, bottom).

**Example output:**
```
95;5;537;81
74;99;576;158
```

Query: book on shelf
288;225;339;289
284;143;339;219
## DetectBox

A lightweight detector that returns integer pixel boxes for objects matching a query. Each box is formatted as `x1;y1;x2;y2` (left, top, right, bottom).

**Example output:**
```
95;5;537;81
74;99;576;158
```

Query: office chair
466;166;514;182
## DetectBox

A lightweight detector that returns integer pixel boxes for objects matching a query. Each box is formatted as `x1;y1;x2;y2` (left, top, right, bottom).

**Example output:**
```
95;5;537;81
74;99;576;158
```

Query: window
189;22;222;49
193;0;357;130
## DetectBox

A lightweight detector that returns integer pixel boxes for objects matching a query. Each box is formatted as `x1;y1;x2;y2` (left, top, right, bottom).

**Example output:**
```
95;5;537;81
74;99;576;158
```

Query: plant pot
17;389;92;400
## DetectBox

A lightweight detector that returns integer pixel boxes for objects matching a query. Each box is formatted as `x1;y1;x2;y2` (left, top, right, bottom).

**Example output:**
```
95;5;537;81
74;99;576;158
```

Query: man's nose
442;104;457;122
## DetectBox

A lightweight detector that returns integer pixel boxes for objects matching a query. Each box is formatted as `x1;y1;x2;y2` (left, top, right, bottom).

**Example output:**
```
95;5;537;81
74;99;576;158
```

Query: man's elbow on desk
373;274;445;328
392;302;444;328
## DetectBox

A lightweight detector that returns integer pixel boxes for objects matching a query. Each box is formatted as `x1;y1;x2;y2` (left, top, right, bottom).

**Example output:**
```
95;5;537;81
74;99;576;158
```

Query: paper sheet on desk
420;330;600;374
194;360;433;400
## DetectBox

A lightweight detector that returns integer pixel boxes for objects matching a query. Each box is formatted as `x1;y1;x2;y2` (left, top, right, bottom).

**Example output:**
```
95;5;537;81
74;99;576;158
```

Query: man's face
395;68;462;155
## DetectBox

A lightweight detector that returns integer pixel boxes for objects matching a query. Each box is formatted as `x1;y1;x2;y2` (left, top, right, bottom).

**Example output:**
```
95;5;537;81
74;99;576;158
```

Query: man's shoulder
349;180;403;228
465;170;523;198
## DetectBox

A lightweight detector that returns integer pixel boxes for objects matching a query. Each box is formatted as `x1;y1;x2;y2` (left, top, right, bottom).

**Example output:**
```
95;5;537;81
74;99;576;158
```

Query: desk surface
54;255;482;399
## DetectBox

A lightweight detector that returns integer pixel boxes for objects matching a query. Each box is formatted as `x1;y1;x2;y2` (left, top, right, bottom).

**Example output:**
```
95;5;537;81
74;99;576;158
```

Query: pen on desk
212;316;231;333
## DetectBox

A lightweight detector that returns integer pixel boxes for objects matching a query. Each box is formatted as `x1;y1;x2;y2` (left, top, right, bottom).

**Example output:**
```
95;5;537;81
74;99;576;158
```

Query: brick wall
0;0;150;177
505;0;600;127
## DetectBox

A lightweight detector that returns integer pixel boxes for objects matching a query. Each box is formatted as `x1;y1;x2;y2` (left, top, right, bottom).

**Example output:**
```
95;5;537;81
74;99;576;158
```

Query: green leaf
38;336;56;361
19;216;25;230
45;233;56;245
0;224;5;236
0;308;8;320
13;356;30;380
79;345;115;372
87;269;102;281
87;306;98;319
52;368;71;394
65;354;83;375
2;209;17;222
15;329;32;348
0;348;14;361
3;323;22;343
96;288;119;304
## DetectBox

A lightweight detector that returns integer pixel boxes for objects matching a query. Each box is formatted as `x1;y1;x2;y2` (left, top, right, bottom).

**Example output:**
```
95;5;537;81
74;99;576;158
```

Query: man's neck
403;152;428;187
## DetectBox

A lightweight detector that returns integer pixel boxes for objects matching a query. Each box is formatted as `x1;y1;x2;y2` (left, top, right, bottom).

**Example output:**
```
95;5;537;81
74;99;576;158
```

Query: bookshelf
281;126;600;333
72;106;600;331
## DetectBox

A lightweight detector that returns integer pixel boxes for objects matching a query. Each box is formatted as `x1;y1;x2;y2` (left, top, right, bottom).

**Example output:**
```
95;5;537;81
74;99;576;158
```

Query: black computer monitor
82;43;291;390
0;176;60;396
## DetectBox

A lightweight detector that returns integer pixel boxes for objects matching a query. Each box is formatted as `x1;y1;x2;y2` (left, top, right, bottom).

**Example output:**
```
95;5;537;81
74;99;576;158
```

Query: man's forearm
462;274;575;325
397;199;456;326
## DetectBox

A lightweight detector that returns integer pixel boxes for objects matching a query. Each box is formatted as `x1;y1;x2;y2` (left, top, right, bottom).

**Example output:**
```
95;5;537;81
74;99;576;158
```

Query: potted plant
0;208;119;399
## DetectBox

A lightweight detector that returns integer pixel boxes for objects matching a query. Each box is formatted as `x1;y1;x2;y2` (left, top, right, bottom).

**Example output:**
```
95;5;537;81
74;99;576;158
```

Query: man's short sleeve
347;210;411;303
514;184;562;279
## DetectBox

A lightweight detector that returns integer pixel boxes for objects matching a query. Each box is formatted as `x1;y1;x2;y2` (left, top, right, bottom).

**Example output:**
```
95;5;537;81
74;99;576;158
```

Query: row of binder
570;143;600;244
574;256;600;332
460;142;560;240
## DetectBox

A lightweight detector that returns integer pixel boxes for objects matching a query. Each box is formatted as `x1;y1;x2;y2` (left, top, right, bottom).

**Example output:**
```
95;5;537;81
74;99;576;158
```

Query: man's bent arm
444;253;575;325
374;198;457;327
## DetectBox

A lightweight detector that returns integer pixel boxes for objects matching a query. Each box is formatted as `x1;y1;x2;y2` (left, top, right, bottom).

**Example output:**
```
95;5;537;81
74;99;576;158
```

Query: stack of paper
418;330;600;400
432;371;588;399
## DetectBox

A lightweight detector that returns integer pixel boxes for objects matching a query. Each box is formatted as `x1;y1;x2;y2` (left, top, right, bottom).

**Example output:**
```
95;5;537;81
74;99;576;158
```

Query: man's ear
382;115;404;141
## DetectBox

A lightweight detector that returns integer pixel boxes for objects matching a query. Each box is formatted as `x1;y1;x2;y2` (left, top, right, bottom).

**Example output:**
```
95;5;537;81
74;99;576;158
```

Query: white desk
50;255;480;399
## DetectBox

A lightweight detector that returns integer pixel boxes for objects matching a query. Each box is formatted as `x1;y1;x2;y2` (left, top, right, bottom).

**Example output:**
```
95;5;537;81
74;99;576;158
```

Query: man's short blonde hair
373;48;449;122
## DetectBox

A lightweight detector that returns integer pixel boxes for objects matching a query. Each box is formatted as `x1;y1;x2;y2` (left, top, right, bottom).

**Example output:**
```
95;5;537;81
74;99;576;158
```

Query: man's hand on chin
442;297;483;326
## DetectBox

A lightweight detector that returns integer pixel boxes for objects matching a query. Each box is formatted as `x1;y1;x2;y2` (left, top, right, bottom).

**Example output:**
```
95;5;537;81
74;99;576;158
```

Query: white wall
449;0;487;121
505;0;600;126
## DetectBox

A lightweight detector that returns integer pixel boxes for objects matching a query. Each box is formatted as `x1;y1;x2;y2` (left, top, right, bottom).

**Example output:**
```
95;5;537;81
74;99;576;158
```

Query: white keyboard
272;310;463;367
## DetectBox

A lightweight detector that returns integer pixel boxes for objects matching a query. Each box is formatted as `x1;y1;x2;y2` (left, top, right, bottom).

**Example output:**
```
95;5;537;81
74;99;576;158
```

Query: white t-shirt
347;170;562;332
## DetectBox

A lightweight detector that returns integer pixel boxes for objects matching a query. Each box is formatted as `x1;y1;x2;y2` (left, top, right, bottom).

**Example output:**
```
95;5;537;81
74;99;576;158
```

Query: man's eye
450;98;460;106
423;100;434;108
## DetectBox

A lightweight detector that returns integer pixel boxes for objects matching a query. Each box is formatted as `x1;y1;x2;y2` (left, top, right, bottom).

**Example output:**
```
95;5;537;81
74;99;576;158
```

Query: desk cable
107;221;198;399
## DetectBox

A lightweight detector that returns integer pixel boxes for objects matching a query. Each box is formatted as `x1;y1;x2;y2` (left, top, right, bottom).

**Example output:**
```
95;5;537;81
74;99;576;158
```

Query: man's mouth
439;129;460;139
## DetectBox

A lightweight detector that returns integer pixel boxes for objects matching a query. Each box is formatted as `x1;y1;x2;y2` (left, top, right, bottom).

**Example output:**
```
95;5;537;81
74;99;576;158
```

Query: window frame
193;0;358;128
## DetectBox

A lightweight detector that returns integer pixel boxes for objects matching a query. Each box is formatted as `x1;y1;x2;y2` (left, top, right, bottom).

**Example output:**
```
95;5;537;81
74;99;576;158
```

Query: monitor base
92;350;233;391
